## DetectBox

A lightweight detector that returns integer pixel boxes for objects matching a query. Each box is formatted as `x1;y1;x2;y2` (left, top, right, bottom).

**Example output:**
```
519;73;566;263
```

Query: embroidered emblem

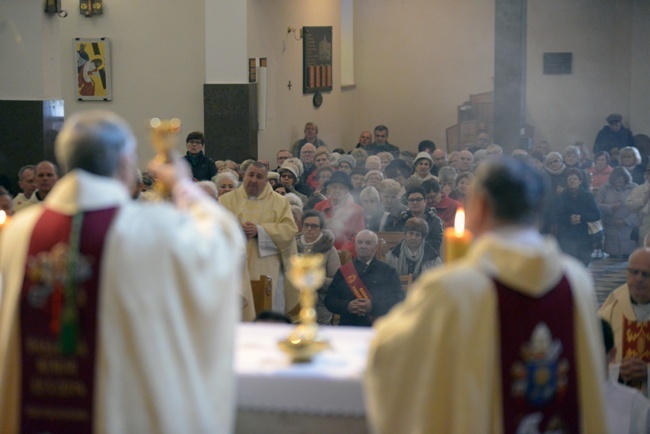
346;275;356;284
511;322;569;406
26;242;93;309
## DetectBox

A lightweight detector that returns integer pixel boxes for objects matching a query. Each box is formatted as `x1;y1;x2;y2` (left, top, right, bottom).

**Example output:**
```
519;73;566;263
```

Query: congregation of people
5;112;650;432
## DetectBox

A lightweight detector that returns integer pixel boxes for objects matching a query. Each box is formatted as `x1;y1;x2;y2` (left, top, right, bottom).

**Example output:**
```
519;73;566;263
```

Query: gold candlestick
278;254;330;363
149;117;181;200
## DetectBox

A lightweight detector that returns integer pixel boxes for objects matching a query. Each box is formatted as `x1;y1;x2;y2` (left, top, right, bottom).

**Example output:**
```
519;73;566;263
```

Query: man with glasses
594;113;634;154
599;247;650;398
182;131;217;181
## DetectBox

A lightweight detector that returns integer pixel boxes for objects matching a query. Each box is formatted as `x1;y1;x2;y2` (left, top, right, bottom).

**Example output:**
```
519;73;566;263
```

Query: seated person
385;217;441;280
292;122;327;156
314;171;365;251
295;210;341;325
384;186;443;256
360;186;390;232
599;248;650;398
325;230;405;327
379;179;407;220
448;172;474;207
601;319;650;434
422;179;461;229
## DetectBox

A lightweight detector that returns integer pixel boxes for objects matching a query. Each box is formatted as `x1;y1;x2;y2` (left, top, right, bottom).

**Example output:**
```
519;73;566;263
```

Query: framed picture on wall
303;27;333;94
74;37;112;101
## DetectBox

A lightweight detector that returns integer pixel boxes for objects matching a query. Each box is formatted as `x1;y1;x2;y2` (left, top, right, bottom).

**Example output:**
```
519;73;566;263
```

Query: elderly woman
618;146;646;185
364;169;385;190
314;171;365;251
408;152;436;183
379;179;407;220
377;151;394;171
437;166;457;196
626;165;650;247
544;151;568;194
212;170;239;197
555;168;602;266
385;217;441;280
589;151;614;189
448;172;474;206
365;155;382;171
360;186;390;231
336;154;356;175
295;210;341;325
596;166;638;258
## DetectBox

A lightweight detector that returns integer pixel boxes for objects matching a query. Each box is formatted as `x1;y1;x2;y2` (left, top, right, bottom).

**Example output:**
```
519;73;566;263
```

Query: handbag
587;220;604;244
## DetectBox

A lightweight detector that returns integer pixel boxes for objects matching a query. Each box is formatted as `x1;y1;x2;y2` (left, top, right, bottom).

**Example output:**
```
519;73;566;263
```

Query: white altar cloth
235;323;374;416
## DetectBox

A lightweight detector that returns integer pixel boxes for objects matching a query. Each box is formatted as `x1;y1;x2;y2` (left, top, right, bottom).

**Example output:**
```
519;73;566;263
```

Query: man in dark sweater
182;131;217;181
325;230;404;326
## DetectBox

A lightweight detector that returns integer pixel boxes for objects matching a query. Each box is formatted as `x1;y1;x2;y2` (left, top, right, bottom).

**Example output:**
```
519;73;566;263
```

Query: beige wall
248;0;357;162
526;0;635;153
2;0;649;165
353;0;496;154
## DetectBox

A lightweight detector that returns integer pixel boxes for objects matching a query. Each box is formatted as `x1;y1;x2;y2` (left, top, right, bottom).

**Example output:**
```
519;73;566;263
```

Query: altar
235;323;374;434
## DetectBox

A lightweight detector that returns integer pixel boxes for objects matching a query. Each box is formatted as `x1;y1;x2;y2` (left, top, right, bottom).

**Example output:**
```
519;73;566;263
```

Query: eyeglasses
407;197;424;203
628;268;650;279
187;140;203;145
303;223;321;230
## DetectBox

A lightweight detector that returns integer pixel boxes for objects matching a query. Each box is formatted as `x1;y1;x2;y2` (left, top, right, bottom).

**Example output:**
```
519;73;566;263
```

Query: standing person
366;157;608;434
13;165;36;212
555;168;602;266
291;122;327;156
324;230;404;327
182;131;217;181
28;161;59;204
597;166;638;258
594;113;635;154
599;248;650;399
220;162;299;314
626;166;650;247
365;125;400;158
0;110;244;433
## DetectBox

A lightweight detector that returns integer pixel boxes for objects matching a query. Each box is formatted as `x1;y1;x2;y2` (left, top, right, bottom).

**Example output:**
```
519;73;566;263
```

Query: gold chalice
149;117;181;200
278;254;330;362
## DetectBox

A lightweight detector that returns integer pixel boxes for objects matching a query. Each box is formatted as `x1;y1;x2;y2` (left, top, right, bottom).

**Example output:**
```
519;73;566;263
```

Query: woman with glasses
385;217;442;279
296;210;341;325
385;186;443;256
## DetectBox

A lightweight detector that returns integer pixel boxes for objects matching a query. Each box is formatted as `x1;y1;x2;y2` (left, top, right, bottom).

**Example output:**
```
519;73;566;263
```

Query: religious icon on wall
303;27;333;94
74;38;112;101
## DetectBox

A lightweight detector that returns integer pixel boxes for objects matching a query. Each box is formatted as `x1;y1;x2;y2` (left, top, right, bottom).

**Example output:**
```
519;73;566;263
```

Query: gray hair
360;186;380;202
356;229;378;245
55;110;136;176
212;171;239;187
18;164;35;179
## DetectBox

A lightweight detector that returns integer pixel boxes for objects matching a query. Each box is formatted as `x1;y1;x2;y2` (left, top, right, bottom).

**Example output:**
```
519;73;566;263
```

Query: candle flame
0;211;6;225
453;208;465;236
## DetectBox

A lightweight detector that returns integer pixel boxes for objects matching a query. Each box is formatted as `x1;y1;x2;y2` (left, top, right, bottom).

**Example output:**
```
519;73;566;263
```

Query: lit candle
443;208;473;262
0;211;7;231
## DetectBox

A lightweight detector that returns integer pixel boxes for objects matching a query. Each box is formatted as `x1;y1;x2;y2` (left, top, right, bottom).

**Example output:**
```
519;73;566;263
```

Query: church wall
55;0;207;164
247;0;357;161
526;0;636;152
353;0;496;153
630;0;650;136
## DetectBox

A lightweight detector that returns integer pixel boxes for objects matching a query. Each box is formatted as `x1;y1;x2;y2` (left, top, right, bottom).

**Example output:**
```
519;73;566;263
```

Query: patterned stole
621;316;650;390
340;262;371;300
495;276;580;434
19;207;118;433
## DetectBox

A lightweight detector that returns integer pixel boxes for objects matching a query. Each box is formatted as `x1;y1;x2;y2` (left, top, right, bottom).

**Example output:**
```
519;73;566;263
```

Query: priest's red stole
19;207;118;433
622;317;650;362
495;276;580;434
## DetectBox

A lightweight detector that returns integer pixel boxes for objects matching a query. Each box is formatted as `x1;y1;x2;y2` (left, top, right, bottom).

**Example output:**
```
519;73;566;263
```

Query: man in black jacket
325;230;404;326
182;131;217;181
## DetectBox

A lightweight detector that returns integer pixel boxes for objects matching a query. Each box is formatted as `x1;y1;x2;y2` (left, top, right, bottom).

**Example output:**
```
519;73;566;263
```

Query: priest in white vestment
599;248;650;399
220;162;299;316
0;110;244;434
365;158;609;434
